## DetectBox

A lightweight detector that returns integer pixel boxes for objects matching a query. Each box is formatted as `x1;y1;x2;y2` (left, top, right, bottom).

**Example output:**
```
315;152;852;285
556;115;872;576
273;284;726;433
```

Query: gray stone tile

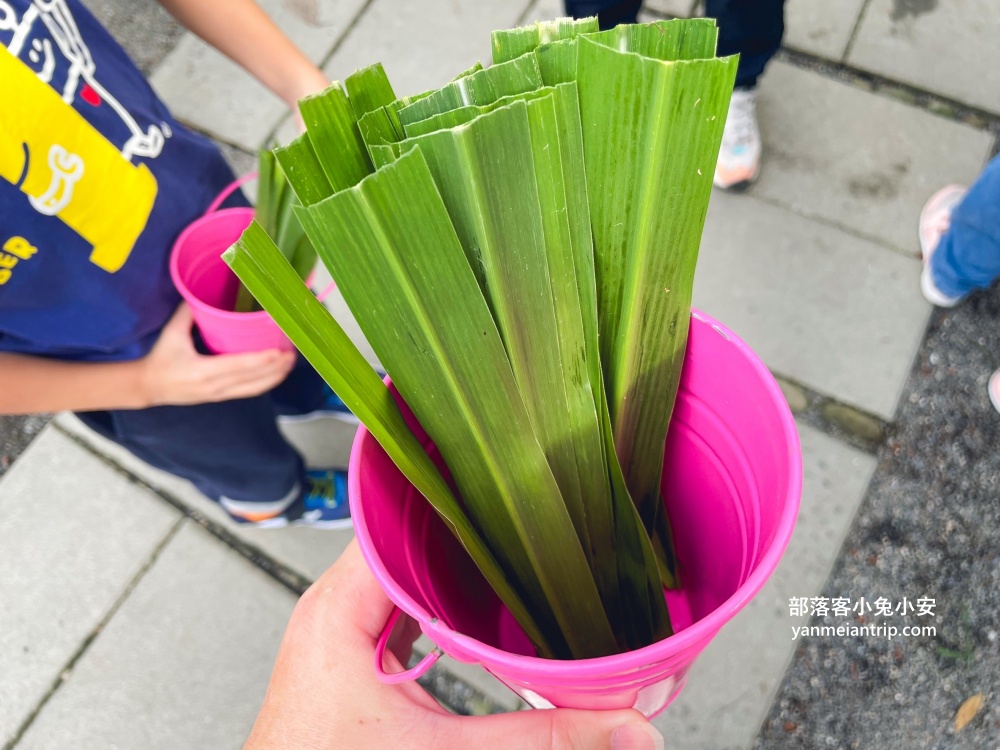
149;0;368;150
55;414;355;583
847;0;1000;116
646;0;697;17
753;62;993;255
83;0;185;76
321;0;534;100
783;0;864;60
654;424;876;749
693;188;930;420
0;428;178;746
16;522;296;750
520;0;567;25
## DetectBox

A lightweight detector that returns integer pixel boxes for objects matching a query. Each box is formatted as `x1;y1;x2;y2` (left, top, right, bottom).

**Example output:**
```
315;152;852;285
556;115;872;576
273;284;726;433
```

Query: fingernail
611;723;664;750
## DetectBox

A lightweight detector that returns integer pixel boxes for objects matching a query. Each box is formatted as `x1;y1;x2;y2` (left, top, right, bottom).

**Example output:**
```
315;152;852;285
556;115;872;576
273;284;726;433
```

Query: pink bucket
169;174;333;354
349;310;802;717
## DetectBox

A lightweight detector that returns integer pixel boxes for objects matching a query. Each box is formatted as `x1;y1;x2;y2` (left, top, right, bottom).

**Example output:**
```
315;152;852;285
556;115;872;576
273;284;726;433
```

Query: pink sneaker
918;185;967;308
989;369;1000;415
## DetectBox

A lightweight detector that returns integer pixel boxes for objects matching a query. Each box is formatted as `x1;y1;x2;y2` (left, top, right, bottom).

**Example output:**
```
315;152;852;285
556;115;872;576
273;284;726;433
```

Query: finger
198;348;294;378
442;708;664;750
210;372;295;402
204;356;296;398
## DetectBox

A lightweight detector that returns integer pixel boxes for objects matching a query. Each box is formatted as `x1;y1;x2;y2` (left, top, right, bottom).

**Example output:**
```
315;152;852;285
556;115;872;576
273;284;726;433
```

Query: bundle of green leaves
225;17;737;660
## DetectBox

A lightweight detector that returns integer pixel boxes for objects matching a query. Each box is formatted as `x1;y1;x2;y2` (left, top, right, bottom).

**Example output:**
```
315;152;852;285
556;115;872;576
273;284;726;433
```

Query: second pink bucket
349;310;802;717
169;174;332;354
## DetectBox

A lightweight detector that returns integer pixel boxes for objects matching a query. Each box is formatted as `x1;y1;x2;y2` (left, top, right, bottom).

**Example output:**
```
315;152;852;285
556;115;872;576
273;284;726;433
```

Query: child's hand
139;304;296;406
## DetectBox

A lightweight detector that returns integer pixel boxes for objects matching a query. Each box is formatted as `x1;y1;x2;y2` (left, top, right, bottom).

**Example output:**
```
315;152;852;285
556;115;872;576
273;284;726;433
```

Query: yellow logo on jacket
0;44;158;273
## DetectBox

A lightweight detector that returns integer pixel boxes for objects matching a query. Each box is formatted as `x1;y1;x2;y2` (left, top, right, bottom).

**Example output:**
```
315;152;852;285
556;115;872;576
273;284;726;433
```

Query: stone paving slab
51;414;524;712
848;0;1000;116
84;0;185;76
149;0;368;151
645;0;697;17
0;428;179;747
754;61;993;256
694;188;930;420
54;413;355;583
782;0;864;61
320;0;533;101
16;521;296;750
653;423;876;749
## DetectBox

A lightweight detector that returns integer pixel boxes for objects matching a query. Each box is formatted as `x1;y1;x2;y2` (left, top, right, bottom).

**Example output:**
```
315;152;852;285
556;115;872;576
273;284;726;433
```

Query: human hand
138;304;295;407
244;539;666;750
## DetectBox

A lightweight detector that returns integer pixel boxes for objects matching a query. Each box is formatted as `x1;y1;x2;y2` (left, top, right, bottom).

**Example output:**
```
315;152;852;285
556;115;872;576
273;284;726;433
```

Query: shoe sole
989;370;1000;415
290;517;354;530
278;412;361;426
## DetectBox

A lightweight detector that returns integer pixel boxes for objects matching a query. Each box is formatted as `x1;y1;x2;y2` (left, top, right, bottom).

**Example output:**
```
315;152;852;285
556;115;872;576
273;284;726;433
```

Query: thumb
164;302;194;335
441;707;664;750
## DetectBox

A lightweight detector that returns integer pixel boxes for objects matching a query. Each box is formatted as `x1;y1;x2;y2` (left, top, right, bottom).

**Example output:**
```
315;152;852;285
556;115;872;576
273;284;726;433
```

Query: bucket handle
206;172;337;302
204;172;258;216
374;606;442;685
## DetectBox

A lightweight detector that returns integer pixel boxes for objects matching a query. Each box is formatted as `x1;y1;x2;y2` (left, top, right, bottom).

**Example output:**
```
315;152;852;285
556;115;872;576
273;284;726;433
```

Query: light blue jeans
930;154;1000;299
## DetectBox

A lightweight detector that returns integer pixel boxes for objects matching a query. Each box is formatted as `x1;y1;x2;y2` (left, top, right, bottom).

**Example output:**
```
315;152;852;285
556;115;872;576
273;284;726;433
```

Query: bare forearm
156;0;328;107
0;354;148;414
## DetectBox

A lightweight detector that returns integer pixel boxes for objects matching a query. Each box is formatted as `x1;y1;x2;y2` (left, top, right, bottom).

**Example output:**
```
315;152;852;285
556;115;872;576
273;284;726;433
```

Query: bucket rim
168;207;275;322
349;308;803;678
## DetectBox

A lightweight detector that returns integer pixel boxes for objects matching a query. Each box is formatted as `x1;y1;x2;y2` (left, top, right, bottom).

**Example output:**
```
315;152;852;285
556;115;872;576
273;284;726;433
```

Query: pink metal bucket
169;174;333;354
349;310;802;717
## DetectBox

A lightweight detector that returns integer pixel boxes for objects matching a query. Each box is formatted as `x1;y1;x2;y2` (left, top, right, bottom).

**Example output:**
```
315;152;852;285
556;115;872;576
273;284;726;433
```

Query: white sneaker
714;87;761;190
918;185;967;308
989;369;1000;415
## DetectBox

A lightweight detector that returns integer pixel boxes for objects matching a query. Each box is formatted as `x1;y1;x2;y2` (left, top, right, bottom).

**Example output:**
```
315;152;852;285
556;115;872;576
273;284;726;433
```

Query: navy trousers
562;0;785;89
77;355;325;507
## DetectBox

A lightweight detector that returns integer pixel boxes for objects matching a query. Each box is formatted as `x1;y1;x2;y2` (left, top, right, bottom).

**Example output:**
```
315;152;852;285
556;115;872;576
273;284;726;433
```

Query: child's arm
0;306;295;414
156;0;330;110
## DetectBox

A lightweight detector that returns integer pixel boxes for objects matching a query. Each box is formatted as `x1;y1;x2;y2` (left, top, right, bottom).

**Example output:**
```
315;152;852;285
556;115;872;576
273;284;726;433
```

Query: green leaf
491;16;599;65
298;82;373;191
224;222;553;656
397;55;543;128
296;148;620;659
576;33;738;533
345;62;397;120
274;134;334;207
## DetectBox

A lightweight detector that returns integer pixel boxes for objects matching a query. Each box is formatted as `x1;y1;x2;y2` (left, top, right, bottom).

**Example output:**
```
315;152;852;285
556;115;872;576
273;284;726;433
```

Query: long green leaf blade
577;33;738;532
224;222;553;655
297;148;620;659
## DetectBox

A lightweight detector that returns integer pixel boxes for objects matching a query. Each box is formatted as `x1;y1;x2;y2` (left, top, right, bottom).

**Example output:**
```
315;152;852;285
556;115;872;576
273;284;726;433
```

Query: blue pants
562;0;785;88
930;155;1000;299
76;355;325;509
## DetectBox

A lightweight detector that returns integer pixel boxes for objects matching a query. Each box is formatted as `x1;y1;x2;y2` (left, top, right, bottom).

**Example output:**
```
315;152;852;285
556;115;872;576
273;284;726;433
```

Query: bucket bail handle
374;606;442;684
205;172;258;217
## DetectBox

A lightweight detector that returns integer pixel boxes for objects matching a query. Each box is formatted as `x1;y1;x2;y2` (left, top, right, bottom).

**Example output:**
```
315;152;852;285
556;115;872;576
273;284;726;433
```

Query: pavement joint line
771;371;891;455
645;8;1000;133
1;518;186;750
51;423;315;596
47;424;503;716
841;0;874;64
